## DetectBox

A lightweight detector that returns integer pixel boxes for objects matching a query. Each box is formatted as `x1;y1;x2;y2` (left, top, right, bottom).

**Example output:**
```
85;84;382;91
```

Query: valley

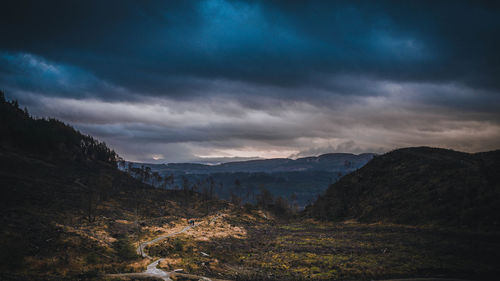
1;96;500;281
2;2;500;280
124;152;375;208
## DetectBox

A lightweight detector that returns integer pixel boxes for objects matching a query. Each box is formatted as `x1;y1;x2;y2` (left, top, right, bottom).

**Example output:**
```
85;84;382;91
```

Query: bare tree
152;171;162;187
289;192;298;212
256;187;273;209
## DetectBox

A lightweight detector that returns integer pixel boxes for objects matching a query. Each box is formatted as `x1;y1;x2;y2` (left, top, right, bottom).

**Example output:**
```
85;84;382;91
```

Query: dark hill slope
309;147;500;228
0;94;221;279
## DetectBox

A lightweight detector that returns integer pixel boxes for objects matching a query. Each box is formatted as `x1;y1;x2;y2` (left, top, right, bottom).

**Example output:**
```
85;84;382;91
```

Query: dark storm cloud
1;0;500;162
2;0;500;96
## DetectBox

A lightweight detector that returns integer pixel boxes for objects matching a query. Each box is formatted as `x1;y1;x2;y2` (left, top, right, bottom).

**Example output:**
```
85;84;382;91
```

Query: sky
1;0;500;163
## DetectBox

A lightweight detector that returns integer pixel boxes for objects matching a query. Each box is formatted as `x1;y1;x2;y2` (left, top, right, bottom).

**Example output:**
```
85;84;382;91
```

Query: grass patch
157;214;500;280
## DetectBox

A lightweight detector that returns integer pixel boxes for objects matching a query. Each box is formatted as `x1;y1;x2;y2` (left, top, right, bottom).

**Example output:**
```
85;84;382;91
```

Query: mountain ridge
129;152;376;174
125;152;376;207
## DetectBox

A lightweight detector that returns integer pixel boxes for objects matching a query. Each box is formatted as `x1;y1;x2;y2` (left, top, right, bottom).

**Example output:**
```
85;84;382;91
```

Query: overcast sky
1;0;500;163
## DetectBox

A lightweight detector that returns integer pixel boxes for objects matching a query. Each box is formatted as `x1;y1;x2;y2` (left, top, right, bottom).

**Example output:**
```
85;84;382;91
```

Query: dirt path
107;214;224;281
137;224;194;259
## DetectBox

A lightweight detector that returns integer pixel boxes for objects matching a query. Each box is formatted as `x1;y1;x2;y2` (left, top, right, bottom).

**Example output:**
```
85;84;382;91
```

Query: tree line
0;90;120;166
123;161;299;217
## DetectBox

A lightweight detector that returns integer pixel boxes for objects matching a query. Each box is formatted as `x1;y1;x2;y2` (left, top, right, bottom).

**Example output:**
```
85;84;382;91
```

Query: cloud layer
1;0;500;162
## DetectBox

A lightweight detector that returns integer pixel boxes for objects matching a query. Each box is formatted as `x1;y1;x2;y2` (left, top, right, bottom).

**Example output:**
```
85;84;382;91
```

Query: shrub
112;235;137;261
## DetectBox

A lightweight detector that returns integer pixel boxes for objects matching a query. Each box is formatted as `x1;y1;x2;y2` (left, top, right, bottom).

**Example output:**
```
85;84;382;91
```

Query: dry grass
184;214;247;241
138;209;500;281
10;202;499;281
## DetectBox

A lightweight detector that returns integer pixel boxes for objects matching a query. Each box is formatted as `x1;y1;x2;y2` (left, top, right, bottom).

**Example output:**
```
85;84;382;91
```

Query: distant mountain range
131;152;375;174
127;153;376;207
308;147;500;229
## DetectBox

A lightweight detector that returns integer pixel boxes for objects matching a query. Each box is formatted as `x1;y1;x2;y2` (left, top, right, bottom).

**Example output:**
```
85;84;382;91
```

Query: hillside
0;95;225;280
308;147;500;228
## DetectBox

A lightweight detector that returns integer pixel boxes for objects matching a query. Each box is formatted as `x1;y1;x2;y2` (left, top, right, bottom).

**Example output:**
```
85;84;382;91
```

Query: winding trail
107;214;223;281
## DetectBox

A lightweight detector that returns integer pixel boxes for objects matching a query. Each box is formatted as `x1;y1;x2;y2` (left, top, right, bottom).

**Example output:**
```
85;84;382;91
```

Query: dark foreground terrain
1;95;500;281
104;208;500;281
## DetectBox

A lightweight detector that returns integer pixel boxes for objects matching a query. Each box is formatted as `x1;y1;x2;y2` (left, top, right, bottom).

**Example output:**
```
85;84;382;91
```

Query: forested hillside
309;147;500;229
0;93;224;280
0;92;119;165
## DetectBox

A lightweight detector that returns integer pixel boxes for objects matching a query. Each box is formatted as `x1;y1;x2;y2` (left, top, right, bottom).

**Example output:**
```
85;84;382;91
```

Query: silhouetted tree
289;192;298;211
230;192;242;206
163;174;174;189
256;187;273;209
152;171;161;187
274;196;291;216
144;166;152;184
